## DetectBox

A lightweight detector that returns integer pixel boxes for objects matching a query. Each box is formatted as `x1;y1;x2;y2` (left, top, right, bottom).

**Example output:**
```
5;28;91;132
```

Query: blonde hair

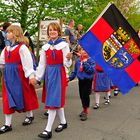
24;36;29;46
6;25;25;44
23;36;32;52
47;22;62;37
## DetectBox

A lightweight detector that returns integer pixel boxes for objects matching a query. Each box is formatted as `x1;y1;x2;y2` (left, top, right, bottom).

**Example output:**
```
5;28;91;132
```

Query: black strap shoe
104;99;110;105
93;103;100;109
114;89;120;96
79;111;84;117
44;112;49;117
55;123;67;132
80;112;88;121
0;125;12;134
22;116;34;125
38;130;52;139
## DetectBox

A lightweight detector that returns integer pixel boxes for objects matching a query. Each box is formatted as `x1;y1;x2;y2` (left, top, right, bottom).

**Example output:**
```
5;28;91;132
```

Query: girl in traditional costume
0;25;38;134
36;22;72;139
92;64;113;109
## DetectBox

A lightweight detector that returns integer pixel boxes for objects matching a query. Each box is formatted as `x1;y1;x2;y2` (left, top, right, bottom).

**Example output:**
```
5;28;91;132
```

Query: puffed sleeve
0;48;5;64
62;42;72;77
0;48;5;69
19;44;35;79
35;48;46;81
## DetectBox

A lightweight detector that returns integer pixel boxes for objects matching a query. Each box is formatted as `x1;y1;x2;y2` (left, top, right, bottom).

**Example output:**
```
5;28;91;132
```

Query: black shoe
93;103;100;109
80;112;87;121
79;111;84;117
104;99;110;105
104;95;111;100
114;89;120;96
114;93;119;96
135;83;139;86
22;116;34;125
55;123;67;132
38;130;52;139
44;112;49;117
0;125;12;134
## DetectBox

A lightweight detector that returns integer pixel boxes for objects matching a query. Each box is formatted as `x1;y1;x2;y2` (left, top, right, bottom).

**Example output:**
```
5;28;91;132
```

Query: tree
113;0;140;30
0;0;52;35
44;0;111;31
0;0;139;35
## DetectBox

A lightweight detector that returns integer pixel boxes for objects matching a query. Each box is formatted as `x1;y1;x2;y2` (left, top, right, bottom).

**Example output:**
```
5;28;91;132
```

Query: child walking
92;64;113;109
69;47;95;121
35;22;72;139
0;25;38;134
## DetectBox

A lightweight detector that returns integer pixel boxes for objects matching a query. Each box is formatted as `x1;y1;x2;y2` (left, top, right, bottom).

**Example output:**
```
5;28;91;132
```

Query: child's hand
82;58;87;62
73;51;81;57
66;52;72;60
67;78;70;83
29;78;37;86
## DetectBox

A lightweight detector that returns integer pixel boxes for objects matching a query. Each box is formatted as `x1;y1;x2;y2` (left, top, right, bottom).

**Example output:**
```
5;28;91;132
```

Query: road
0;80;140;140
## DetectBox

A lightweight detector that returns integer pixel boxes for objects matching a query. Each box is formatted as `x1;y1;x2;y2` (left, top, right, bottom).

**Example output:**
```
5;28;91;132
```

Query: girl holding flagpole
69;46;95;121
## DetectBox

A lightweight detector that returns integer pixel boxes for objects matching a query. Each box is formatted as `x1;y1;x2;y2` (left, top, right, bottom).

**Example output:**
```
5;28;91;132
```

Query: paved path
0;81;140;140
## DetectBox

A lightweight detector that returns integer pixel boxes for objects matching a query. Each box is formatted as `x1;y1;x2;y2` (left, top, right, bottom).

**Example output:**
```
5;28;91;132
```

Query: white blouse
0;44;35;79
36;41;72;81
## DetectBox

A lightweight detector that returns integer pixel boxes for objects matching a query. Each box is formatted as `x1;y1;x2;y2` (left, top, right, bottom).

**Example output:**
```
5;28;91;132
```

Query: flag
78;3;140;94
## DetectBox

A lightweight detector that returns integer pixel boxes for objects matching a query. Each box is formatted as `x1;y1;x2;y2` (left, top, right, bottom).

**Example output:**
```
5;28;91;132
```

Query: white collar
42;41;68;51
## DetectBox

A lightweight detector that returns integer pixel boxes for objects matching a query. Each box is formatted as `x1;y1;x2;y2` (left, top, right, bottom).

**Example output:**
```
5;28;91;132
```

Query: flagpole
70;43;79;53
87;2;113;32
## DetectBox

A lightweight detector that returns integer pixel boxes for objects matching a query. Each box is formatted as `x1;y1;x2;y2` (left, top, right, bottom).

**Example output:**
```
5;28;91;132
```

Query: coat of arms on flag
78;3;140;94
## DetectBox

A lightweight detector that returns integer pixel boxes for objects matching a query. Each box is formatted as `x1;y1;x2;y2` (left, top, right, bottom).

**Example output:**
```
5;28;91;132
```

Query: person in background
75;24;83;40
65;19;77;67
34;22;72;139
69;46;95;121
24;30;35;55
0;24;3;31
0;22;11;51
65;19;77;47
24;36;37;70
0;25;38;134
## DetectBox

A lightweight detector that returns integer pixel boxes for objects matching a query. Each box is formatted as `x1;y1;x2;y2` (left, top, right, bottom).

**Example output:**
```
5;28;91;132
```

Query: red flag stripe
90;17;114;44
125;59;140;83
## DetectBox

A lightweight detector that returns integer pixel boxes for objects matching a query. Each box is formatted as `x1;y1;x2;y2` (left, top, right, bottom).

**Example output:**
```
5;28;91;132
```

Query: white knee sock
106;91;111;100
57;108;66;124
5;114;12;126
45;110;56;132
95;93;100;104
26;111;33;117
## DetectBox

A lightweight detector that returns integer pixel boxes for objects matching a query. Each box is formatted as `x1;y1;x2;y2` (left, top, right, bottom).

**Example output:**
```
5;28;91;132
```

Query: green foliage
113;0;140;30
0;0;51;35
128;13;140;31
45;0;111;31
0;0;139;35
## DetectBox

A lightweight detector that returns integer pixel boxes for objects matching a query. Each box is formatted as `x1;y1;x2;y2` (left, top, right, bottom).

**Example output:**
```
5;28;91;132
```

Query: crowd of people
0;20;139;140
